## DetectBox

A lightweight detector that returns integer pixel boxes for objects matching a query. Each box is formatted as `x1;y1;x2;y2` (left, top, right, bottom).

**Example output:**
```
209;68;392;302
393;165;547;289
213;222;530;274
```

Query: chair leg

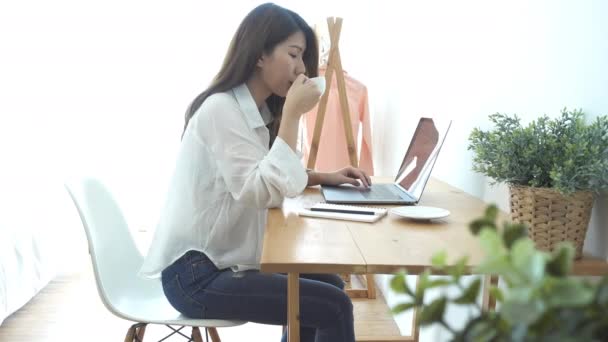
135;324;147;342
208;327;221;342
191;327;204;342
124;324;137;342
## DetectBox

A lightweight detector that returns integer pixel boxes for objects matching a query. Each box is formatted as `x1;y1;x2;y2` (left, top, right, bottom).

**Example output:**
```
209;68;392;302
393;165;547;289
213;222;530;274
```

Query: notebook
298;203;387;223
321;117;452;204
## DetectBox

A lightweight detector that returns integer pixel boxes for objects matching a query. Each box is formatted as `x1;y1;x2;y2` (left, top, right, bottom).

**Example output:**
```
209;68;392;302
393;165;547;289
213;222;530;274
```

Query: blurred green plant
391;205;608;341
468;108;608;195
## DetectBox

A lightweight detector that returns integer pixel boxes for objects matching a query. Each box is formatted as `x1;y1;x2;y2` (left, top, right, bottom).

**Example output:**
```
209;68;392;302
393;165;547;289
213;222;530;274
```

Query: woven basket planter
509;185;595;259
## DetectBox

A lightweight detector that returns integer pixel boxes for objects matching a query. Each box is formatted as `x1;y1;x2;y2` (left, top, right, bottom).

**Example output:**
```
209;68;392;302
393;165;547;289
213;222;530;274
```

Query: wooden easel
307;17;357;169
307;17;376;300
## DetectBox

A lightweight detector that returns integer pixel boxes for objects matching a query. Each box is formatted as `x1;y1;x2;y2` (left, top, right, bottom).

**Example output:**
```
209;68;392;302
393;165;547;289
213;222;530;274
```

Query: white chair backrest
65;178;150;310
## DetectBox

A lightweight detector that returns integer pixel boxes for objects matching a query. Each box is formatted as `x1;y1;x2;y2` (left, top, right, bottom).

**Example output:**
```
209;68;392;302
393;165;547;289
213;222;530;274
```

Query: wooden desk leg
340;273;351;283
411;276;421;341
288;272;300;342
352;274;376;299
365;274;376;299
482;275;499;311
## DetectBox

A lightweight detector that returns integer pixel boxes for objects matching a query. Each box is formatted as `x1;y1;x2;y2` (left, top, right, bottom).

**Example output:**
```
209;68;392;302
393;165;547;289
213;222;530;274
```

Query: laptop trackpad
322;185;368;201
322;184;408;201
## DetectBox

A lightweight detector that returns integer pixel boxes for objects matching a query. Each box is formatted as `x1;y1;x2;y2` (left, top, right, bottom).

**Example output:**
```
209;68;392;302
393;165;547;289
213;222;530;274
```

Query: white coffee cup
310;76;326;95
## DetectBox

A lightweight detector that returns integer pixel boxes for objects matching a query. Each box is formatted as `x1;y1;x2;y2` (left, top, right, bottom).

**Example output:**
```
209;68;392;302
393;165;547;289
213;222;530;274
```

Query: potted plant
391;205;608;341
468;108;608;258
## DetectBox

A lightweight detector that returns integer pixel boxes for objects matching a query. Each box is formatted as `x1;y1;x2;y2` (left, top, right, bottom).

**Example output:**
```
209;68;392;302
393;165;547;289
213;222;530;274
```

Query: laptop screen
394;118;451;201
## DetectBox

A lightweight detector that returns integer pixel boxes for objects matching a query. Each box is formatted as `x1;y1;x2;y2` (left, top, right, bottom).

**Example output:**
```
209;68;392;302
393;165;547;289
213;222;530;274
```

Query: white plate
390;206;450;220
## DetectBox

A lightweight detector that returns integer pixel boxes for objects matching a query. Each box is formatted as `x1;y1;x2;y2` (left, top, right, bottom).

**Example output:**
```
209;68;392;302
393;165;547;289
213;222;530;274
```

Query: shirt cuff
266;137;308;196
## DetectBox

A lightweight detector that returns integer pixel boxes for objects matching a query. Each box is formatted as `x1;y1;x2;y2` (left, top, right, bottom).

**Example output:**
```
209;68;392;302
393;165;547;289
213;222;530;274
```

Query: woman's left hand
322;166;372;188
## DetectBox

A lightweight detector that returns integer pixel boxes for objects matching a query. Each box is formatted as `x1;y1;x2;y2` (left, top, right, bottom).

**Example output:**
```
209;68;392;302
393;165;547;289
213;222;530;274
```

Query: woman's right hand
283;74;322;119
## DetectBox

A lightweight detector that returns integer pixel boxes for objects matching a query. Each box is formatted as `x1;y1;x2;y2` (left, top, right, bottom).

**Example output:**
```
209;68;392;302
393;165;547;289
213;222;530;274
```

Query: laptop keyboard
361;184;404;200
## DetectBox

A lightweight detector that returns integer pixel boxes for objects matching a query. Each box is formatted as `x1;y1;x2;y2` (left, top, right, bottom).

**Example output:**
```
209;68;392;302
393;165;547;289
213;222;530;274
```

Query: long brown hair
183;3;319;140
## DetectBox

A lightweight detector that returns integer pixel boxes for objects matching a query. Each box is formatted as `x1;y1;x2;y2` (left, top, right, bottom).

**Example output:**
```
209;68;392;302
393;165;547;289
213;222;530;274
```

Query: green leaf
391;302;417;314
475;255;523;285
469;218;495;235
505;286;533;302
461;318;499;341
543;278;594;307
431;250;447;269
546;243;574;277
418;297;447;326
489;286;504;302
474;255;508;274
390;273;413;297
454;278;482;304
484;204;499;222
479;228;506;258
502;222;528;249
511;238;546;285
448;256;469;281
501;299;544;325
595;276;608;306
415;270;430;304
427;278;453;289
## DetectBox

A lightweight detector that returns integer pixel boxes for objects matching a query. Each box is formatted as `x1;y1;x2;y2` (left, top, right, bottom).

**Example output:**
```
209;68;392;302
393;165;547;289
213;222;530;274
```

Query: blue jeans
161;250;355;342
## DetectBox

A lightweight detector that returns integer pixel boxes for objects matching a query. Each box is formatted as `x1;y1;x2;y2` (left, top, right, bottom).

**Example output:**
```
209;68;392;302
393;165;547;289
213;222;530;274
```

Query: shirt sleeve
195;94;308;208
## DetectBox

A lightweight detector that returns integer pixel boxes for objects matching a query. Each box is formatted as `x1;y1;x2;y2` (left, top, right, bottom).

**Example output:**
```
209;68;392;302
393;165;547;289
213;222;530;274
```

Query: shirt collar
233;83;274;129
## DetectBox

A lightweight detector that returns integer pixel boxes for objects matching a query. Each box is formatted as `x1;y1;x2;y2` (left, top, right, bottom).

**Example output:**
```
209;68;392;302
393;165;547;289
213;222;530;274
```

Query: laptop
321;117;452;204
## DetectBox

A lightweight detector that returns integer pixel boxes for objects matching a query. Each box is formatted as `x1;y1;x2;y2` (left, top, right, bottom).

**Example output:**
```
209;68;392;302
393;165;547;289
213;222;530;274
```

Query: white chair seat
65;178;245;341
111;289;244;328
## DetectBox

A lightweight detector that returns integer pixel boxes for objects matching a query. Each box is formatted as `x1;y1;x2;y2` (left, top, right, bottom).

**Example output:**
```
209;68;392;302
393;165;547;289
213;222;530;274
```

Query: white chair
65;178;245;342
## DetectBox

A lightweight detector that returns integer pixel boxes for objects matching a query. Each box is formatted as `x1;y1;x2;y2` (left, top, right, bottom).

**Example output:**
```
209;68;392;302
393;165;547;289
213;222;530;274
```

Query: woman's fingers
347;167;370;187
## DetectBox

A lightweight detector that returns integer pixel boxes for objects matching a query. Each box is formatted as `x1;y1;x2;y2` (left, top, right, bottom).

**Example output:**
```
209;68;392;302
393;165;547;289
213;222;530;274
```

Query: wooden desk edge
260;263;368;275
365;256;608;276
261;260;608;276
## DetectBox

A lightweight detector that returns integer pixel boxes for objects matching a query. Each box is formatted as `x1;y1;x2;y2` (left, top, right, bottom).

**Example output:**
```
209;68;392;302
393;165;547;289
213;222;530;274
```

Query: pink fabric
303;68;374;175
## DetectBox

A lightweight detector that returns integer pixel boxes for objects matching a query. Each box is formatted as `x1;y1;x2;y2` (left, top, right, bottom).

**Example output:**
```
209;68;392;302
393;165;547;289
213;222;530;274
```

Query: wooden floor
0;266;401;341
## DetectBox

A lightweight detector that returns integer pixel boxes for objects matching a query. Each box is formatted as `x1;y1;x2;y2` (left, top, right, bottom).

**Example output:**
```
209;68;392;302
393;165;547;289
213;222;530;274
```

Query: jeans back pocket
186;250;219;288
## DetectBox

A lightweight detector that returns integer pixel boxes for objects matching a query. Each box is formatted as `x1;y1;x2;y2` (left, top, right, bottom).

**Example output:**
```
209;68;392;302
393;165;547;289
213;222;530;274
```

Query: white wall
357;0;608;255
358;1;608;340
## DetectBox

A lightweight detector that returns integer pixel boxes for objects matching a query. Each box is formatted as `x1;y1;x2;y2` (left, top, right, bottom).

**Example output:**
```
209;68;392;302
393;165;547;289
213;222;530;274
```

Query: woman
140;3;370;341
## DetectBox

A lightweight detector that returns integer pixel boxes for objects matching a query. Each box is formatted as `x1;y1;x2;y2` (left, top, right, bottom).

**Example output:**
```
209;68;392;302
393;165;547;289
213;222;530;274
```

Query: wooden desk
260;178;608;342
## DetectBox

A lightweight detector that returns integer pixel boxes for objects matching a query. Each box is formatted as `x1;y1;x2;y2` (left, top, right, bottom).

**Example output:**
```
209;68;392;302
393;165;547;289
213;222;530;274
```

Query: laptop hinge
395;184;416;201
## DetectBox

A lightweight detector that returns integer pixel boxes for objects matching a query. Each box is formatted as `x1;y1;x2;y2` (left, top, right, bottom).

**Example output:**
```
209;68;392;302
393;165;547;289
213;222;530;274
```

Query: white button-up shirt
139;84;308;278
